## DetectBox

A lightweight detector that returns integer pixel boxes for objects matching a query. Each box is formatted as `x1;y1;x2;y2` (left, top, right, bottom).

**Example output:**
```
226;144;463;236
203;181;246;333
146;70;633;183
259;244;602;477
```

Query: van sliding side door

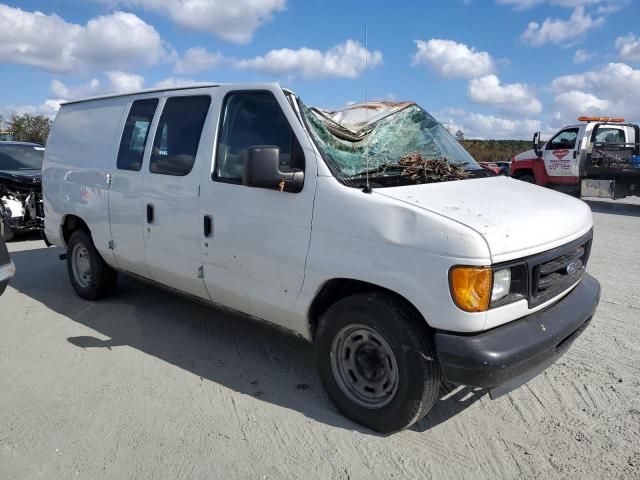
141;93;213;299
109;97;159;277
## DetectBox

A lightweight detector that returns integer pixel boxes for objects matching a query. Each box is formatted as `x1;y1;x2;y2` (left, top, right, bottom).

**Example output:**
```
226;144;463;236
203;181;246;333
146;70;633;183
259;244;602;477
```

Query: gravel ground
1;198;639;480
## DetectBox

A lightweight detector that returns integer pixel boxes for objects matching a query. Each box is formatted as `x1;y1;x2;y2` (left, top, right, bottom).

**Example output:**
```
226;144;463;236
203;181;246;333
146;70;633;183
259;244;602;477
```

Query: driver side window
548;128;579;150
214;91;304;183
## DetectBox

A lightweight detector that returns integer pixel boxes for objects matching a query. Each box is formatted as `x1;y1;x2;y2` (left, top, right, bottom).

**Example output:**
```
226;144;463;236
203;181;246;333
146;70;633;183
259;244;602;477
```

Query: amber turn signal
449;266;492;312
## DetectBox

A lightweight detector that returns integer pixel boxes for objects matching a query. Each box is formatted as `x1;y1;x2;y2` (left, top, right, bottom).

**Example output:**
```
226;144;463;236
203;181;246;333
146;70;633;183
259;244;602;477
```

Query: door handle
147;204;154;224
203;215;213;237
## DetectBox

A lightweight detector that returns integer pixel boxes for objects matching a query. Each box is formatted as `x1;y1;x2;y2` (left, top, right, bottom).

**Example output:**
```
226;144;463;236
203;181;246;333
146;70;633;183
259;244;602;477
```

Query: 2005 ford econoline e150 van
43;83;600;433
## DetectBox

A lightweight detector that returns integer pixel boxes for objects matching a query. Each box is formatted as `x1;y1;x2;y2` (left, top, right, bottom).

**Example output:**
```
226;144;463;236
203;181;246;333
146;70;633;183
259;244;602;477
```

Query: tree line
0;113;51;145
459;138;531;163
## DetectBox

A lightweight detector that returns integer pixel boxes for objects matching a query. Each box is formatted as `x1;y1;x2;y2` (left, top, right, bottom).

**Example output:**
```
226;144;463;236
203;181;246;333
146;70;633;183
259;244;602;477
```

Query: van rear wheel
315;293;441;433
66;230;117;300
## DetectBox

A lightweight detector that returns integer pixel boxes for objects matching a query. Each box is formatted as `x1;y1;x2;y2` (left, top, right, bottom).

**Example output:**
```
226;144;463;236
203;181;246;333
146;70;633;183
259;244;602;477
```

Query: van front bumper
434;273;600;398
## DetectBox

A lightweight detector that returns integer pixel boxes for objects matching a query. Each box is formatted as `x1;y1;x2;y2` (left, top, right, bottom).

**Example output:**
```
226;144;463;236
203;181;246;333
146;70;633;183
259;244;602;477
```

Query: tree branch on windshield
381;153;470;183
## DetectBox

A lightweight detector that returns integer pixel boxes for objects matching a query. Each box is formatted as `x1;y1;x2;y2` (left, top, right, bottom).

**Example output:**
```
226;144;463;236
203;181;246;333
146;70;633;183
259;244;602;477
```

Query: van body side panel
297;176;493;335
43;99;128;267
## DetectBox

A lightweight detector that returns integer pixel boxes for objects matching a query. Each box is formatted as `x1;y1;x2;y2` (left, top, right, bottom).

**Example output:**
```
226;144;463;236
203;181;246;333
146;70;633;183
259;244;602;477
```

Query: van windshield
300;102;486;187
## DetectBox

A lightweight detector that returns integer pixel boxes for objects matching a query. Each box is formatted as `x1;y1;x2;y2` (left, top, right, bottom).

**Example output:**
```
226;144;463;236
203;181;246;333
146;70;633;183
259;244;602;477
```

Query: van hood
374;176;593;263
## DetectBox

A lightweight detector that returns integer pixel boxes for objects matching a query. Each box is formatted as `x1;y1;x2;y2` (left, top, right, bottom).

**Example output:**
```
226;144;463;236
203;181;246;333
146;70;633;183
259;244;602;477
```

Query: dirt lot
1;198;639;480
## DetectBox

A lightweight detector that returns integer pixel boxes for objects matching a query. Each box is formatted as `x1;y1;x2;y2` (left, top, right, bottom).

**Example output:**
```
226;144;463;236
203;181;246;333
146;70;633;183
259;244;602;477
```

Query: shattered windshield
301;103;485;187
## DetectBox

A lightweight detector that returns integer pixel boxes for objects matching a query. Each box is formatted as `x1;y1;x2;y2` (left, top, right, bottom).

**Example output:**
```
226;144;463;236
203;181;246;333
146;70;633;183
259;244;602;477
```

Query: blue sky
1;0;639;139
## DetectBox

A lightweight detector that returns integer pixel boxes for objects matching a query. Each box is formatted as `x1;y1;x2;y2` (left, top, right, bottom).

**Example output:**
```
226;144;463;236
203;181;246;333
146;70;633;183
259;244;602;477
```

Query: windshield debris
301;101;482;187
377;154;470;183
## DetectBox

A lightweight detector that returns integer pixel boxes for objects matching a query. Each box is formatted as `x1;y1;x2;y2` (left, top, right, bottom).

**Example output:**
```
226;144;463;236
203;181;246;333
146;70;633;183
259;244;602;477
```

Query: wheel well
512;168;534;179
308;279;430;341
61;215;90;245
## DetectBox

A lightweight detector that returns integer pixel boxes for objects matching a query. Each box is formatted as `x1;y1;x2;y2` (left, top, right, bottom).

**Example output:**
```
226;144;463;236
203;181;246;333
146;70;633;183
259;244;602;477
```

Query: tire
517;173;536;184
1;219;14;242
66;229;118;300
315;293;441;433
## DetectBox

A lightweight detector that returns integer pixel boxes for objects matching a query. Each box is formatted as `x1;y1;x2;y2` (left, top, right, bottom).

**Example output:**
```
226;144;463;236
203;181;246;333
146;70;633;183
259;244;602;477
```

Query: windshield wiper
465;168;497;178
346;164;405;178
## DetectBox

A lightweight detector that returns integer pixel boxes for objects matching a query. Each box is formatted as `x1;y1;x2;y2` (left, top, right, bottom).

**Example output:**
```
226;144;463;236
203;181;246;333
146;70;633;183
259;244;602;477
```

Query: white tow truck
511;116;640;199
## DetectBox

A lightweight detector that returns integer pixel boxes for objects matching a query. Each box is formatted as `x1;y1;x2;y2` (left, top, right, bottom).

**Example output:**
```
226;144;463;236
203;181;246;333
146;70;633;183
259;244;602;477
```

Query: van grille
527;232;593;308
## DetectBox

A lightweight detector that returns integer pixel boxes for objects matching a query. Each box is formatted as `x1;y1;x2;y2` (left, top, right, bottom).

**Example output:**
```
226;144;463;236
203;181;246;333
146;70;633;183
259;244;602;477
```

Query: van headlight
449;266;492;312
491;268;511;302
449;265;523;312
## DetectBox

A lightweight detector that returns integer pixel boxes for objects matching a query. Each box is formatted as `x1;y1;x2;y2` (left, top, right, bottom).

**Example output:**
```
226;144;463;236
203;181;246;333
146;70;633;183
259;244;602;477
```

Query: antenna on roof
363;23;372;194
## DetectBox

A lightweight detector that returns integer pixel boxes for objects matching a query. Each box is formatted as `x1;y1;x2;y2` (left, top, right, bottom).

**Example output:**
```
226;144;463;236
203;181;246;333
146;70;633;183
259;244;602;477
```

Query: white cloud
468;75;542;115
548;62;640;124
3;73;212;120
497;0;625;10
0;5;169;73
573;49;592;63
552;90;610;124
174;47;223;74
0;99;64;120
521;7;604;46
412;39;495;79
233;40;382;80
102;0;286;43
50;72;145;100
440;109;542;140
152;78;211;89
616;34;640;63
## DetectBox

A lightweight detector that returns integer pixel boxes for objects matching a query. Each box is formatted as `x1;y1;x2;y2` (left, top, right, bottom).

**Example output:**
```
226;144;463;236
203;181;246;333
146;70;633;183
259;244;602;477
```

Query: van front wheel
66;230;117;300
315;293;441;433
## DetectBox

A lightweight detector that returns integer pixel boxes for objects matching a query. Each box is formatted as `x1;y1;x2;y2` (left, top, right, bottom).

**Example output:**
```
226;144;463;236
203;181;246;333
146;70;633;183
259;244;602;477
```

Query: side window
548;128;579;150
214;91;304;182
149;95;211;176
595;128;625;144
117;98;158;171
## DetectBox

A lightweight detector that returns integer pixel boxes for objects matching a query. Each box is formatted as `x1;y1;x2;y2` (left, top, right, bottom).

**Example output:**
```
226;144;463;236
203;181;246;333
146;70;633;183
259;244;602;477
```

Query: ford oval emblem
566;260;582;275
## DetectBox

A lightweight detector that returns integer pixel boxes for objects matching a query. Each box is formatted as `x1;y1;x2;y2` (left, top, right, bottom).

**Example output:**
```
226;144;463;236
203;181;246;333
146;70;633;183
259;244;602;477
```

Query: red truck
510;116;640;199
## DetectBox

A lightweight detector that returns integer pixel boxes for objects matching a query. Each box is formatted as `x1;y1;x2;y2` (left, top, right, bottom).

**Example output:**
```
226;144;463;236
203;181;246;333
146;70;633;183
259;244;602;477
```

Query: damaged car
43;85;600;433
0;141;45;241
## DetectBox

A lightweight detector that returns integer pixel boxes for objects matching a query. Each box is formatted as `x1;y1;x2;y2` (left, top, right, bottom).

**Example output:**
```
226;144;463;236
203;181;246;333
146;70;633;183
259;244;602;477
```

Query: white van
43;84;600;433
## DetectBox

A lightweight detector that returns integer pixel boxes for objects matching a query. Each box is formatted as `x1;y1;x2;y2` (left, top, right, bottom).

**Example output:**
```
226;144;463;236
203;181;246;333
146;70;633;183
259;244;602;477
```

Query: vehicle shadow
9;246;482;436
584;199;640;217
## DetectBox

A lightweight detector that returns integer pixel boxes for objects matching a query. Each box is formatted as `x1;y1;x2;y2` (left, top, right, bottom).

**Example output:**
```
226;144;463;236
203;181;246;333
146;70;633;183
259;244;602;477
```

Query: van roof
61;82;298;106
61;83;220;105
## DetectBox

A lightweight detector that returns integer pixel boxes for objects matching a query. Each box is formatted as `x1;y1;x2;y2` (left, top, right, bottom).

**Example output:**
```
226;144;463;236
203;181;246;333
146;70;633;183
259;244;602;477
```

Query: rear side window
117;98;158;171
150;95;211;176
214;91;303;182
595;128;625;144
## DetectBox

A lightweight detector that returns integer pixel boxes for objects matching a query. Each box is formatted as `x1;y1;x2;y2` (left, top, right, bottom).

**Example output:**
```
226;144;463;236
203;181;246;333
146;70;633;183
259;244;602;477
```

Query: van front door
142;94;213;299
543;126;583;179
199;88;316;331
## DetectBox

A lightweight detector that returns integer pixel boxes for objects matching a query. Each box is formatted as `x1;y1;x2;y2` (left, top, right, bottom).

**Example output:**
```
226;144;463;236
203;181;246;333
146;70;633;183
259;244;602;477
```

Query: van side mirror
533;132;543;158
243;146;304;193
